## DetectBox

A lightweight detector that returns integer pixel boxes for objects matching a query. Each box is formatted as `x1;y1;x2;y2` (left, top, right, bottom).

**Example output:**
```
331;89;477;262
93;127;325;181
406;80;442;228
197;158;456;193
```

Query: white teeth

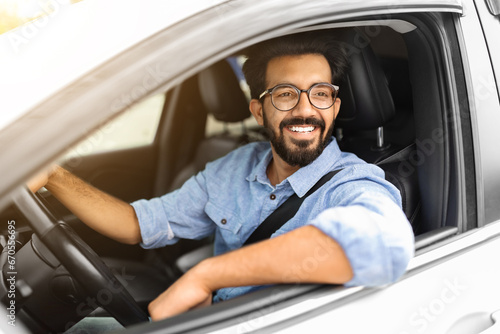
289;126;315;133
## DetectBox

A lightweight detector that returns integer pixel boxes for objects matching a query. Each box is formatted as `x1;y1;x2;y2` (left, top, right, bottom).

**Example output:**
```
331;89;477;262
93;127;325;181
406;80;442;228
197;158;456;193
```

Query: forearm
198;225;352;291
44;166;141;244
148;225;352;320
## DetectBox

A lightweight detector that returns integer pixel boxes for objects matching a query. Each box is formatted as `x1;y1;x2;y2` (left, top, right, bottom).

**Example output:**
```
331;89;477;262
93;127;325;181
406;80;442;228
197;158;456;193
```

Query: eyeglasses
259;82;339;111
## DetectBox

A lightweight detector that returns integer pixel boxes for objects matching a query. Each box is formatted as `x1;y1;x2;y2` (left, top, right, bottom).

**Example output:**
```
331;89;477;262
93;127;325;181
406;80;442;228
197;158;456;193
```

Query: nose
291;91;316;118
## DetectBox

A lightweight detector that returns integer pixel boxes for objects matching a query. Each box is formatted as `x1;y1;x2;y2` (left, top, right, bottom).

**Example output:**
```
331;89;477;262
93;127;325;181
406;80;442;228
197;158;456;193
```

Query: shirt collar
246;144;274;186
247;138;342;196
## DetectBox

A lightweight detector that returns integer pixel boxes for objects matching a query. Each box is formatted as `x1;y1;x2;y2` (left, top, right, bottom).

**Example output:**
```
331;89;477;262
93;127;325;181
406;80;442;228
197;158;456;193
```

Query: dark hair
242;31;349;99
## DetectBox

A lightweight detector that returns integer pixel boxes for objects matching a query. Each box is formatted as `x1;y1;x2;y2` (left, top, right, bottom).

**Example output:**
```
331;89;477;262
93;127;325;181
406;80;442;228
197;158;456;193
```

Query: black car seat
167;59;260;191
334;28;422;233
335;28;400;162
166;59;258;272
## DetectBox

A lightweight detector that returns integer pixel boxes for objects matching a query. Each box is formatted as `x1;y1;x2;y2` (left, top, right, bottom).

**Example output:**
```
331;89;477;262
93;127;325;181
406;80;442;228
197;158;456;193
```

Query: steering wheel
13;187;149;327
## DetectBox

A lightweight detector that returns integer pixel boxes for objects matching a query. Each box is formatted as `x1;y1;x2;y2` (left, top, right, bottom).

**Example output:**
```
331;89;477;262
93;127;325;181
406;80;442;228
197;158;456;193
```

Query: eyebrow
267;82;332;90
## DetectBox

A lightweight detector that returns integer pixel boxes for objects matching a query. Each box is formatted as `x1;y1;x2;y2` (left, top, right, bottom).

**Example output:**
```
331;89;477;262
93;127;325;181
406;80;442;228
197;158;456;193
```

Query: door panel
275;227;500;333
64;145;157;203
205;222;500;334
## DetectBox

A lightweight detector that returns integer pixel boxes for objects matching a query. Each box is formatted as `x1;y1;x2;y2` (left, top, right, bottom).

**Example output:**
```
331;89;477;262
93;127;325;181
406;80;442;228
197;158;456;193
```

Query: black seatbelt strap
243;169;342;246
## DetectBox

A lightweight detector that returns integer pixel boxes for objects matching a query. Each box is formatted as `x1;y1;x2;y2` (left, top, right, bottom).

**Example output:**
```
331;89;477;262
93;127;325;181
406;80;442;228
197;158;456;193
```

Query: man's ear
249;99;264;126
333;98;341;119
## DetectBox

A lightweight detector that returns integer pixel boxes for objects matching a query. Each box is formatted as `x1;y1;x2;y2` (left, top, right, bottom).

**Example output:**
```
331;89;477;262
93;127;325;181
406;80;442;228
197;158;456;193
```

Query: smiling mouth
287;126;316;133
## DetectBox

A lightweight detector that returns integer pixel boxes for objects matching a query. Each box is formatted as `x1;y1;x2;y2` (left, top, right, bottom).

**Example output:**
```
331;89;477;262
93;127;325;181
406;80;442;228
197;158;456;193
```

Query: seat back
168;59;252;191
335;28;400;163
198;58;250;123
377;145;422;234
335;28;421;233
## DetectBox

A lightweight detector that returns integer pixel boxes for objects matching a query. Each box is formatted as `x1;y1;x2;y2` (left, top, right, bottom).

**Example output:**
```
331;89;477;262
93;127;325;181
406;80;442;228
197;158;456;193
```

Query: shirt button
221;219;227;225
270;194;276;200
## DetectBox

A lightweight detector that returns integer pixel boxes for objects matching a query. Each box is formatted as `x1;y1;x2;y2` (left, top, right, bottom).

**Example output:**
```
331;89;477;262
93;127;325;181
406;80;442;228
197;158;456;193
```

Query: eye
278;91;293;97
311;85;333;99
273;86;297;99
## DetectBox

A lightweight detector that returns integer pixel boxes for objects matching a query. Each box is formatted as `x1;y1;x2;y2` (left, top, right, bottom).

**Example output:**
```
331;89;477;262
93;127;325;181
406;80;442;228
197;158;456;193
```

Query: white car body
1;0;500;333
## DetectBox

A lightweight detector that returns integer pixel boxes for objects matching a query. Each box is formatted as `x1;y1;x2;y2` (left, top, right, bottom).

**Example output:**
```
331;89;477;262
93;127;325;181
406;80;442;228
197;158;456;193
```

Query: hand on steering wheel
13;187;149;328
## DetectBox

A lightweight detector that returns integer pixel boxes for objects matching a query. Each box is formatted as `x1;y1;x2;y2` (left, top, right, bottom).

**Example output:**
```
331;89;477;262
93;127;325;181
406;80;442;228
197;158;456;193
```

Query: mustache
279;117;325;131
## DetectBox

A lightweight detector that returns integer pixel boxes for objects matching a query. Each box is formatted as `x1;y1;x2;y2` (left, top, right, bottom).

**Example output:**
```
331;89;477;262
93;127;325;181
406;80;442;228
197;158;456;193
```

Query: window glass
64;93;165;158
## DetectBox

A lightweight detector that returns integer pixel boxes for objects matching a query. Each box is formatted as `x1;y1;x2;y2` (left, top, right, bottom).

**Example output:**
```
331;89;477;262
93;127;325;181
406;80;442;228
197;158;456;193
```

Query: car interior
0;11;475;333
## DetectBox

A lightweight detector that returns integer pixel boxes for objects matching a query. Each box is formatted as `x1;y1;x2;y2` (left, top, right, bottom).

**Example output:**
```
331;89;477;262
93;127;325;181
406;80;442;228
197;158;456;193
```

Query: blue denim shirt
132;138;414;302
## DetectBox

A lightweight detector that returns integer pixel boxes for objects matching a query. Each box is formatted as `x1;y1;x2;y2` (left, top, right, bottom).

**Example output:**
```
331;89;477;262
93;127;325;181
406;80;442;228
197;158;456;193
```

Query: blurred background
0;0;84;35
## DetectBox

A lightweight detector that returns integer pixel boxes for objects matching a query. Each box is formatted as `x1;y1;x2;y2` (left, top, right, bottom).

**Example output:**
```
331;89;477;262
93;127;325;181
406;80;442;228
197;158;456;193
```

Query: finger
26;165;58;192
27;172;48;193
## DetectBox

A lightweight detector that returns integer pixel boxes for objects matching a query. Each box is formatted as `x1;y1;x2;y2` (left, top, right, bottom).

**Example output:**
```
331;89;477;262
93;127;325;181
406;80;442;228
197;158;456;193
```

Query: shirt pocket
205;201;243;236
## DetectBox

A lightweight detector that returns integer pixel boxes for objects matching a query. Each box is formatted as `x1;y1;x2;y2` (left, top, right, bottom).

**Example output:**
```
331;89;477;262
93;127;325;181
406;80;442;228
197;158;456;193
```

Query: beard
262;109;334;167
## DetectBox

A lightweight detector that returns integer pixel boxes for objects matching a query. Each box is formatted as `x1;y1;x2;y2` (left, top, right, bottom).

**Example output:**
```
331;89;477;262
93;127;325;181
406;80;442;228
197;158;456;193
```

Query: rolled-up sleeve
310;184;414;286
131;171;215;249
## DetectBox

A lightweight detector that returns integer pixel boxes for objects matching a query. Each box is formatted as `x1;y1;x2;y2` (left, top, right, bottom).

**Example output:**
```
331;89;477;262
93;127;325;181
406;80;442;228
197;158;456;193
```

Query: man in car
29;32;414;321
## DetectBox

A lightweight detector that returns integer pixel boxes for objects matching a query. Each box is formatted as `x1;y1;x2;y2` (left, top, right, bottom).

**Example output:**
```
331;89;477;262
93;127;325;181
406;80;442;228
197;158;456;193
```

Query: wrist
45;165;66;190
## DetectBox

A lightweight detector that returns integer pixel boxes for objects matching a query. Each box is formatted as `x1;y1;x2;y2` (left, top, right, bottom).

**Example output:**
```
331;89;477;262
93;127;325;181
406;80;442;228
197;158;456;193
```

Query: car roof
0;0;229;131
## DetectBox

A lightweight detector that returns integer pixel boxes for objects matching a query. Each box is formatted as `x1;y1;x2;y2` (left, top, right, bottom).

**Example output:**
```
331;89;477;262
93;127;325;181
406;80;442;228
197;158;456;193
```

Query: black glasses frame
258;82;339;111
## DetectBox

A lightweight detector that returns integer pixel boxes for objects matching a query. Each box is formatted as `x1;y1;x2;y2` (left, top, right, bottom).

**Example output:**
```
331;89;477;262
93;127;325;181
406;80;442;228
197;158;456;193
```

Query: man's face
250;54;341;167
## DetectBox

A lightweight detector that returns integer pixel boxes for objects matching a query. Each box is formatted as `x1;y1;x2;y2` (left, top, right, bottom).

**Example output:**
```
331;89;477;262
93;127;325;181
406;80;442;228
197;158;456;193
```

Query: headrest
198;59;250;123
335;29;395;130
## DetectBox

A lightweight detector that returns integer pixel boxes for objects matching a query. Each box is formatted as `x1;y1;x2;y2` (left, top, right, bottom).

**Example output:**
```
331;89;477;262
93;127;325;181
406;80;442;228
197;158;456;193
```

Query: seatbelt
243;169;342;246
